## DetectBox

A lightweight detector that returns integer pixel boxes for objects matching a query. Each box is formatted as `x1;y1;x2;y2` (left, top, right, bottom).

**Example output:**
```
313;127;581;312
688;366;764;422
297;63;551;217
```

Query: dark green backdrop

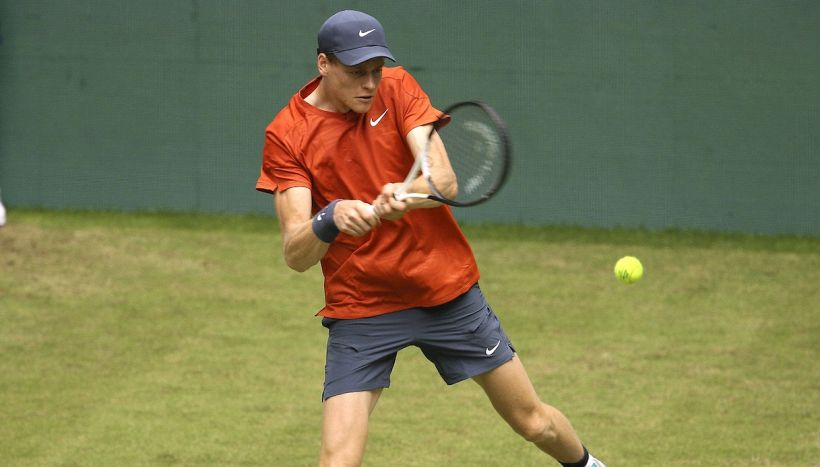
1;1;818;235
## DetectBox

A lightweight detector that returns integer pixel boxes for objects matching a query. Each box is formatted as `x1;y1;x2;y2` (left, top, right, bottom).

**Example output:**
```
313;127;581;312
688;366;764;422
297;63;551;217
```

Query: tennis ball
614;256;643;284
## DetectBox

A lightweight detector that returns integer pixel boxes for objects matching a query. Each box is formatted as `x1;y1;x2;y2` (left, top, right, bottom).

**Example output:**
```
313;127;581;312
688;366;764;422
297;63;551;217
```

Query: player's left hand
334;200;380;236
372;183;409;220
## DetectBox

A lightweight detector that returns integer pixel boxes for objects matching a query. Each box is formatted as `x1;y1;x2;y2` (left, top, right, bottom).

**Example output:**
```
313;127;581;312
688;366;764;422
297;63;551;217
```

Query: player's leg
319;389;382;467
472;355;587;464
416;285;603;465
319;313;412;466
415;284;582;459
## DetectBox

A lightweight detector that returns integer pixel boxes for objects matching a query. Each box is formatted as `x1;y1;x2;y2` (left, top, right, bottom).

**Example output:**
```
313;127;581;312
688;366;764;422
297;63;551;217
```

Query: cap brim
335;46;396;66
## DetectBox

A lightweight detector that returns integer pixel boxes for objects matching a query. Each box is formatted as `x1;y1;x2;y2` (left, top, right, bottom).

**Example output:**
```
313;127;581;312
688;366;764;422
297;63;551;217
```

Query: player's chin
350;97;374;113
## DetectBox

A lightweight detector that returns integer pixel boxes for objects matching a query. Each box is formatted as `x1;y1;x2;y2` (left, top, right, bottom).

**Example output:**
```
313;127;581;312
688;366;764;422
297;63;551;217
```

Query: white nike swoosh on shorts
485;340;501;355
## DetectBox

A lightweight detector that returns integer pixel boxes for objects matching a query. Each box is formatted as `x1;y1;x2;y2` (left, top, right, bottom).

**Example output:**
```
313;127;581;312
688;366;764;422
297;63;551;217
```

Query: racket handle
394;192;429;200
364;203;377;217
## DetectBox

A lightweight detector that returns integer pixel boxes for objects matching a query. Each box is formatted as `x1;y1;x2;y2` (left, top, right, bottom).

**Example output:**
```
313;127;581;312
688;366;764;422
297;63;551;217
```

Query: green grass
1;209;818;466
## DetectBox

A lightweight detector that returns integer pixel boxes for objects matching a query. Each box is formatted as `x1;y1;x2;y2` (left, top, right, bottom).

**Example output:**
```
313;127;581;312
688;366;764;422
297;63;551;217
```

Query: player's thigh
322;388;383;429
322;316;410;400
321;389;383;463
417;285;515;385
472;355;543;421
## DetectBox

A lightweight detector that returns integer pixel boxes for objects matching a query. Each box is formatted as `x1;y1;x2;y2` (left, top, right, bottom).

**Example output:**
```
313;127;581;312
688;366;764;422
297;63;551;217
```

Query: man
257;10;605;467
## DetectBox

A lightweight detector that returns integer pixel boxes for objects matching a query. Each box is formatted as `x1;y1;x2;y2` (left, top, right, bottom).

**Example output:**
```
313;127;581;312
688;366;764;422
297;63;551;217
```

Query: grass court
1;210;818;465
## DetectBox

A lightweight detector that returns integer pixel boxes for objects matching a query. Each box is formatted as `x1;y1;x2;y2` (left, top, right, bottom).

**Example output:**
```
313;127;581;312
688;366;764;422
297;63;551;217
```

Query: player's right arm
275;186;379;272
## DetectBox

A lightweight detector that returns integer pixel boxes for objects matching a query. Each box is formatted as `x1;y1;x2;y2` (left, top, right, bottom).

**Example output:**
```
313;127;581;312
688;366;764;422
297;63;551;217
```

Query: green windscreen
1;1;817;235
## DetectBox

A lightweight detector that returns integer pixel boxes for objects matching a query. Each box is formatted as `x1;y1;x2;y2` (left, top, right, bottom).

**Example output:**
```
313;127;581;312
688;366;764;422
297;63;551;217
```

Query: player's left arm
373;124;456;219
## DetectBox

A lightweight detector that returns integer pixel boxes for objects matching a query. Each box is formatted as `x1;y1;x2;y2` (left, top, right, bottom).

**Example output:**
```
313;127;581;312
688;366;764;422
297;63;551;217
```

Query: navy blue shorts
321;284;515;400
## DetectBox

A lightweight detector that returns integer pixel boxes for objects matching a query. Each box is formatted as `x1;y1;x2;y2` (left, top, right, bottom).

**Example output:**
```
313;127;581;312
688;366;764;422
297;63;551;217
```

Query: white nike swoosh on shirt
370;108;389;127
359;29;376;37
485;340;501;356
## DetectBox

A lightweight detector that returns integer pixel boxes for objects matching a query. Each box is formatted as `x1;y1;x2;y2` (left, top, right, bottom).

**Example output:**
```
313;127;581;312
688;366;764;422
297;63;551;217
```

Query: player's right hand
372;183;410;221
333;200;380;237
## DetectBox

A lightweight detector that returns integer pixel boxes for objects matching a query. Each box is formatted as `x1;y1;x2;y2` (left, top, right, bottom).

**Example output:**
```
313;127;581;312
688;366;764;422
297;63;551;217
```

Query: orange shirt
257;66;480;319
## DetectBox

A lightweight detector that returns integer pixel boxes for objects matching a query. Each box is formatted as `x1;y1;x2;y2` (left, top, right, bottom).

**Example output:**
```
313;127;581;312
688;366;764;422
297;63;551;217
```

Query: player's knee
514;405;558;445
319;439;366;467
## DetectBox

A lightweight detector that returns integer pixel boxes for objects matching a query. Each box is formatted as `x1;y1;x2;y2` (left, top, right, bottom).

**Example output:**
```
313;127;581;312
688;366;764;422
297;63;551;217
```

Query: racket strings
437;108;506;204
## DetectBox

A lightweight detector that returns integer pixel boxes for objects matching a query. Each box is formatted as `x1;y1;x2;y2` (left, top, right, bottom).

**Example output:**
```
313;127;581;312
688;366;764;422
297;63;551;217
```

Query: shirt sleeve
255;124;311;194
397;69;451;137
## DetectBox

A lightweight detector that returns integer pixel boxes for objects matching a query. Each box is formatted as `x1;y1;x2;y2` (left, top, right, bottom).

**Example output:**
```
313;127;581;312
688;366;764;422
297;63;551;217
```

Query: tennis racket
372;101;511;212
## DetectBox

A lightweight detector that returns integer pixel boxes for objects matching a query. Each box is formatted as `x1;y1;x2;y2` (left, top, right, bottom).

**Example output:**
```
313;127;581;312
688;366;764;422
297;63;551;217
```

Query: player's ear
317;53;332;76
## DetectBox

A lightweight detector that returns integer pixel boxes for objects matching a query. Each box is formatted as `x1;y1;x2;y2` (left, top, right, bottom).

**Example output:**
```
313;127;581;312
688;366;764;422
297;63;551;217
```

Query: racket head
426;101;512;207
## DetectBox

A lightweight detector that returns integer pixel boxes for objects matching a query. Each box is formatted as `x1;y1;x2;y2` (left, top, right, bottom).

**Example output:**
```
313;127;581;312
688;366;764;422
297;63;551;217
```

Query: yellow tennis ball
614;256;643;284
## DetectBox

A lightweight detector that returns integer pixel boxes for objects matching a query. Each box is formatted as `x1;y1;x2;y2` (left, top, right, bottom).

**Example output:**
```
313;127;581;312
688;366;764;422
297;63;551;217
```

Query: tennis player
257;10;605;467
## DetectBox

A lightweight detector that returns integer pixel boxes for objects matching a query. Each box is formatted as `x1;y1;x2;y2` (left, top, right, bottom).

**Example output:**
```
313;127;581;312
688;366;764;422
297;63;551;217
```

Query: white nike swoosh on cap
359;28;376;37
370;108;389;127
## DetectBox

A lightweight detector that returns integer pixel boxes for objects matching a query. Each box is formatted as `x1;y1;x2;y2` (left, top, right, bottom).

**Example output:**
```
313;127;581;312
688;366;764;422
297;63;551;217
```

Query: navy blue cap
317;10;396;66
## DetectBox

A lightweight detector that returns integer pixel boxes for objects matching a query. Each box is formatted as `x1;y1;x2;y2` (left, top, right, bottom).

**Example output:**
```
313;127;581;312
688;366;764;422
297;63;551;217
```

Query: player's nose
362;74;378;91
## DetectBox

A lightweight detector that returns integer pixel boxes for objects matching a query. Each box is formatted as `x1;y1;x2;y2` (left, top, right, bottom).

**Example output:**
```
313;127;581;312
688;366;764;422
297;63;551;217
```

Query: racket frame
394;101;511;207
